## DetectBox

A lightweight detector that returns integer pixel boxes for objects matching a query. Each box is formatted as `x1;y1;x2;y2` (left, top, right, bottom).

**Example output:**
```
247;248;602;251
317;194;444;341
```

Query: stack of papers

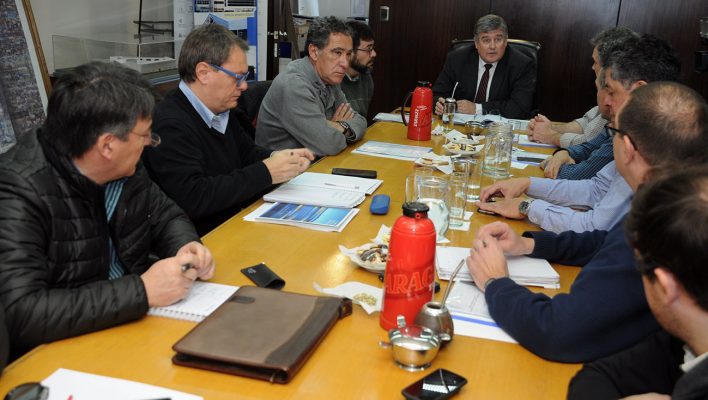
436;246;560;289
263;172;383;208
352;140;432;161
373;112;406;123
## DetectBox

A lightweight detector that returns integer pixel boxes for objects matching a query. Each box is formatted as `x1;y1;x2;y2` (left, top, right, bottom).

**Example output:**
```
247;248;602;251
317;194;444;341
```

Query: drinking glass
448;172;467;227
416;176;449;238
453;157;482;201
442;98;456;133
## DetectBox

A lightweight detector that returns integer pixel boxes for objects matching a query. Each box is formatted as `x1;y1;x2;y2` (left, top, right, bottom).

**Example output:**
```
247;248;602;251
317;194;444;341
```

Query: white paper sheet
516;133;558;148
244;202;359;232
352;141;433;161
436;246;560;289
42;368;202;400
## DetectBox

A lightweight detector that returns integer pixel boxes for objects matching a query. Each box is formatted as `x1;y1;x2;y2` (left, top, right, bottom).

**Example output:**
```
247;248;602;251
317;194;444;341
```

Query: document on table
244;202;359;232
42;368;202;400
373;112;406;123
516;133;558;148
436;246;560;289
352;140;433;161
445;281;517;343
263;172;382;208
287;172;383;195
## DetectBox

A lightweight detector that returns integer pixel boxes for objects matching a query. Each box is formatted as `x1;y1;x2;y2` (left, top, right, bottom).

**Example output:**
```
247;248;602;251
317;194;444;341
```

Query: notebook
172;286;352;383
148;281;239;322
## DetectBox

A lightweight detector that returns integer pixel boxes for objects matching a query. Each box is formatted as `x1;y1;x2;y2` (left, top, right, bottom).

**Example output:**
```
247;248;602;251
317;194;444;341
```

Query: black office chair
449;38;541;115
235;80;273;139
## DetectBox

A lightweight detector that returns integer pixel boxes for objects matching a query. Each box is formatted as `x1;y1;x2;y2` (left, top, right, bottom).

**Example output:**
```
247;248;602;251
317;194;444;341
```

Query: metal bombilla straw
440;258;465;306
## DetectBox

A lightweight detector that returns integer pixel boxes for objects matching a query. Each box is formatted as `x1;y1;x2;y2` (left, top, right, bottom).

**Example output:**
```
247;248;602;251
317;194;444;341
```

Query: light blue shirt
526;161;632;234
179;80;230;134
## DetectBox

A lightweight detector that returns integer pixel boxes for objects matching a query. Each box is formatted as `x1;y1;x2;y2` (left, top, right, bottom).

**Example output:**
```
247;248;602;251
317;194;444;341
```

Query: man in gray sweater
256;16;367;156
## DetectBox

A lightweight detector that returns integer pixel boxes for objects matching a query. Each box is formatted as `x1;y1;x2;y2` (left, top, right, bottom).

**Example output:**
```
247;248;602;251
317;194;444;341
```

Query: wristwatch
519;199;534;216
338;121;356;143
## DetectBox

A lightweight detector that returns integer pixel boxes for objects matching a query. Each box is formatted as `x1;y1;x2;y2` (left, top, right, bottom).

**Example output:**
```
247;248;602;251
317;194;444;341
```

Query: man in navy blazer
432;14;536;119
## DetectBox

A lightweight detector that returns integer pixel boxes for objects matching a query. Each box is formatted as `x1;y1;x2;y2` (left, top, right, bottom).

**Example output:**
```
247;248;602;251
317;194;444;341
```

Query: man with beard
340;20;376;118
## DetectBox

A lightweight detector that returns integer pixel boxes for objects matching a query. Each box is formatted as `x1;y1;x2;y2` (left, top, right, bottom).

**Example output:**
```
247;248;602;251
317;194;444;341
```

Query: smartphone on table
402;368;467;400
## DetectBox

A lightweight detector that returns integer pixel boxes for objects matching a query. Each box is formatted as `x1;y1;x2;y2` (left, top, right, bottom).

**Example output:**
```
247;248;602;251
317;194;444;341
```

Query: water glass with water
448;172;467;227
442;98;456;133
483;122;514;179
416;176;449;238
453;157;483;201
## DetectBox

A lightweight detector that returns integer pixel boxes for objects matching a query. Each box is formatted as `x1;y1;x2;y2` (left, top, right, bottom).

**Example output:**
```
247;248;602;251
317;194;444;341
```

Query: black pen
180;263;194;273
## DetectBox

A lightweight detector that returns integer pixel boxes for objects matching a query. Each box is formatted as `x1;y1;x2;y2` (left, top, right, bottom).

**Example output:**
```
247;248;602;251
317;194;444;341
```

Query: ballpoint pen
180;264;194;273
323;182;360;190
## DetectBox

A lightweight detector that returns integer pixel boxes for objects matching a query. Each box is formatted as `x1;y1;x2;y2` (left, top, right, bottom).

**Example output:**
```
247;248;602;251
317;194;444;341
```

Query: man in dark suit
432;14;536;119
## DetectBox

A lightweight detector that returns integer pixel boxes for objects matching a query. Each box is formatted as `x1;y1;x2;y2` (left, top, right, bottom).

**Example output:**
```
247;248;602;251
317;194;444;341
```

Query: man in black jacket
568;163;708;400
0;62;215;359
432;14;535;119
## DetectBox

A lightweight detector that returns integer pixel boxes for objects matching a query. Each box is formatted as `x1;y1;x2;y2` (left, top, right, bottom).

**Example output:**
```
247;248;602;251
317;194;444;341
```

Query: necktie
474;64;493;104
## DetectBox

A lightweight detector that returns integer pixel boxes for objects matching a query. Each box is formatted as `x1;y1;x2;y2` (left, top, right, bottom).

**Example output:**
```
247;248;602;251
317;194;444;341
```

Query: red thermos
380;202;437;330
401;81;433;141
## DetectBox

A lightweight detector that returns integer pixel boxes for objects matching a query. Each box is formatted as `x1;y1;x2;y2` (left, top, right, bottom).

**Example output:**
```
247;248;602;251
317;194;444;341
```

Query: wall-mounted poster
0;0;48;152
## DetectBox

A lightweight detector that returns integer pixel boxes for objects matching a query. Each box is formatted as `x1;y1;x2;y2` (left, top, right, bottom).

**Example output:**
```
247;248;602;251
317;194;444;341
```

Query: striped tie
104;179;127;280
474;64;493;104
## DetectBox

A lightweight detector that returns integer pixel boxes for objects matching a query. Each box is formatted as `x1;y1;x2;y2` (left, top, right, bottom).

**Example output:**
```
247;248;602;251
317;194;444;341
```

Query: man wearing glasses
0;62;215;359
465;82;708;363
144;24;315;235
432;14;535;119
476;34;680;234
340;20;376;118
256;16;367;156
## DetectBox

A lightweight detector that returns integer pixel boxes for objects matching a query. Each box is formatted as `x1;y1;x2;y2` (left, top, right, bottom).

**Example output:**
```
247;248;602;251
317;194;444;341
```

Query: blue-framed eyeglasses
208;63;249;86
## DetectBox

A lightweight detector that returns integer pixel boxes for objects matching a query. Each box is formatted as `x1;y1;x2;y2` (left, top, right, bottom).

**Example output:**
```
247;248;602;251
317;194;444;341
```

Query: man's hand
476;221;535;256
141;252;199;307
263;149;314;184
526;114;561;146
479;177;531;202
330;103;355;122
434;97;445;115
176;241;215;280
455;99;476;114
540;151;575;179
466;235;509;292
475;197;525;220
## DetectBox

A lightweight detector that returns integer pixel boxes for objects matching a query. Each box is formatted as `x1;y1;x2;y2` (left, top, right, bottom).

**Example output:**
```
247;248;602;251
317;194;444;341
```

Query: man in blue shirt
540;34;680;180
466;82;708;363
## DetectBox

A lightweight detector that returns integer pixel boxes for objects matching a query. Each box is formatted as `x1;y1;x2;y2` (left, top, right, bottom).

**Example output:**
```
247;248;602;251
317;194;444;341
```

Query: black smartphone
402;368;468;400
331;168;377;179
517;156;545;163
476;197;499;216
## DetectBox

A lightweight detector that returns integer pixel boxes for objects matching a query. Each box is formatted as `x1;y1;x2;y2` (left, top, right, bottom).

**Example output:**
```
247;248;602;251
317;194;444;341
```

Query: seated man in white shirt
526;27;637;147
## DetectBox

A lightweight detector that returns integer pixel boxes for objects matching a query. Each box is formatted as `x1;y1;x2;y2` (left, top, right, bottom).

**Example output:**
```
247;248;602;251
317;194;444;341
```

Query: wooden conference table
0;121;582;399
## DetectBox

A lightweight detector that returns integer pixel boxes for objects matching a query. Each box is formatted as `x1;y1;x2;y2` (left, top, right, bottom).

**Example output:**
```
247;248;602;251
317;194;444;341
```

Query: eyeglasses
4;382;49;400
131;131;161;147
208;63;250;86
604;122;637;149
356;46;375;54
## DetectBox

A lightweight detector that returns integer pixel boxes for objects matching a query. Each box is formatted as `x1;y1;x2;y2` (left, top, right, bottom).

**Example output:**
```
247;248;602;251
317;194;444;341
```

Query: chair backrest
449;38;541;64
235;80;273;139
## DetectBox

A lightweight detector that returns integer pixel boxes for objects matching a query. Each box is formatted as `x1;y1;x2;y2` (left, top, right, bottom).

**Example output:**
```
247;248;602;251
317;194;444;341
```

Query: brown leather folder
172;285;352;383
